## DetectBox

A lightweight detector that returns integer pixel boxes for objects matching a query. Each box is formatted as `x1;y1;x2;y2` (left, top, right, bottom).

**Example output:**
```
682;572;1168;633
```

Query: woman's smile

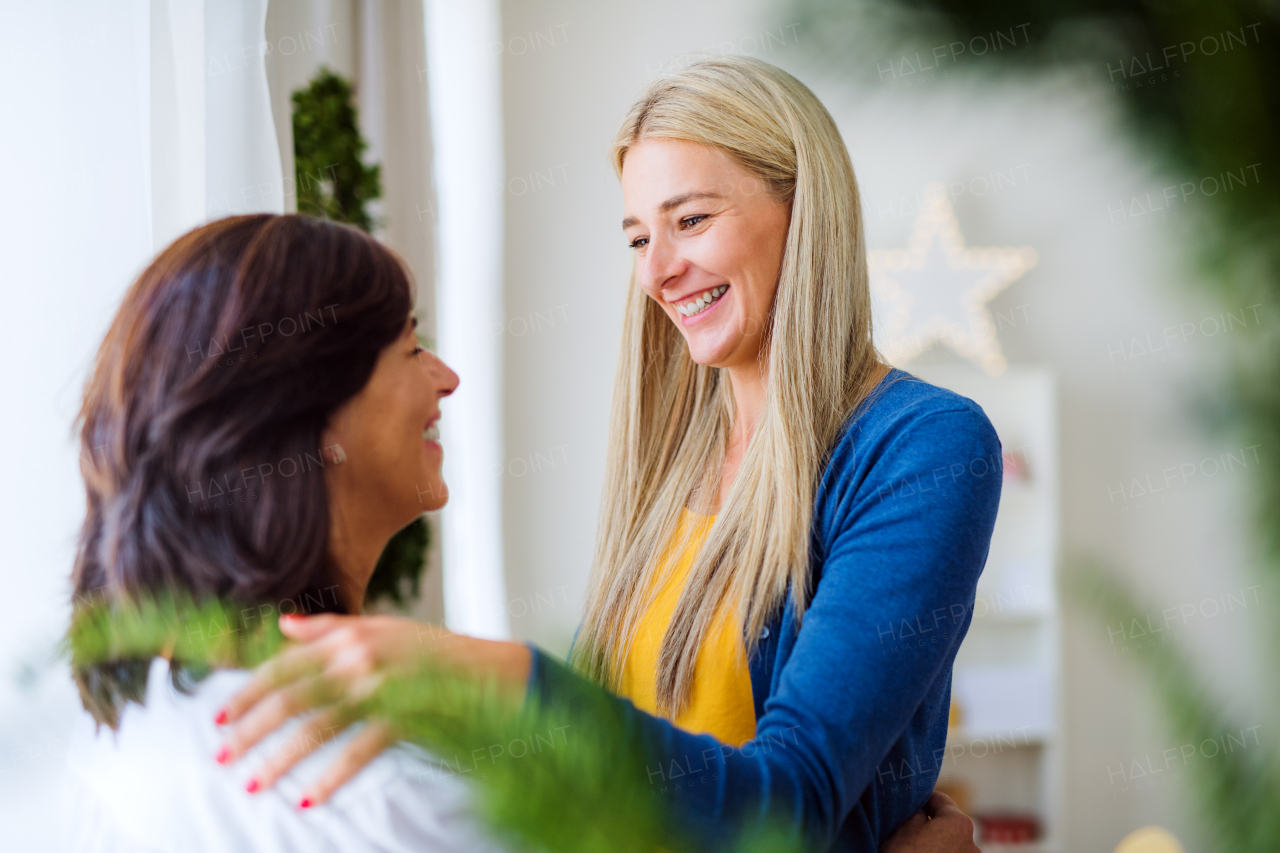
673;284;730;323
423;414;442;452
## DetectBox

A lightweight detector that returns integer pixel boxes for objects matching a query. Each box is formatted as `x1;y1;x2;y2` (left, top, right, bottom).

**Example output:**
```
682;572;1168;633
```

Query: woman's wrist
428;629;532;687
466;636;534;685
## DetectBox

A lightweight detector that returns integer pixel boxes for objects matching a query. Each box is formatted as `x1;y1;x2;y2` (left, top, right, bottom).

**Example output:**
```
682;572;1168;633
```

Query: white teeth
424;423;440;442
675;285;728;318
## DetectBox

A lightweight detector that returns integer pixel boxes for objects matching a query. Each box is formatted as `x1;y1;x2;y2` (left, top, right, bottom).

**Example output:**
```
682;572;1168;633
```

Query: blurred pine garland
65;594;807;853
1068;562;1280;850
291;66;428;610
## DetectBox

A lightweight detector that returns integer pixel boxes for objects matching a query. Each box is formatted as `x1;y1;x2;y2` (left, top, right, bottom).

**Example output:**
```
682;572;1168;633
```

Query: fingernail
245;778;260;794
214;746;231;765
299;797;313;809
214;709;228;725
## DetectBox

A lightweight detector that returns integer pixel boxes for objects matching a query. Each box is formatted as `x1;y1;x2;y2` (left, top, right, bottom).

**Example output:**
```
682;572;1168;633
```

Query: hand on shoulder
214;612;531;806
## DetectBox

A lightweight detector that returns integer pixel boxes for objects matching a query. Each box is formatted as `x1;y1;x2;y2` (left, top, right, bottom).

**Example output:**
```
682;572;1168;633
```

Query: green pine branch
65;594;808;853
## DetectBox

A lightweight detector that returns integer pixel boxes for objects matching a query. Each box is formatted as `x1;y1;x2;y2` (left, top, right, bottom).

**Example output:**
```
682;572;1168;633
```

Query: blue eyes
627;215;709;250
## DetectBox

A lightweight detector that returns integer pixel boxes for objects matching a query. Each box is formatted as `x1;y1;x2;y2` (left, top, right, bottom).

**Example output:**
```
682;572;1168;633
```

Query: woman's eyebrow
621;190;725;229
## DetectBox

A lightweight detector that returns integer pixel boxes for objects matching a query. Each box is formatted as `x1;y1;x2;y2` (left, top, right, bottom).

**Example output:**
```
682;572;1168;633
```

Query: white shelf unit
910;365;1062;852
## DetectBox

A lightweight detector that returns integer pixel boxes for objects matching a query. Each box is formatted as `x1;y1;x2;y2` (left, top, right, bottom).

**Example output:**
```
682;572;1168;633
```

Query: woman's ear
320;424;347;467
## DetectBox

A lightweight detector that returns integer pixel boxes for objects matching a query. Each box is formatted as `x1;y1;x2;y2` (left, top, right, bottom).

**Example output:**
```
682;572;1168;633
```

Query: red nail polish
214;709;228;725
214;746;230;765
245;778;260;794
299;797;313;809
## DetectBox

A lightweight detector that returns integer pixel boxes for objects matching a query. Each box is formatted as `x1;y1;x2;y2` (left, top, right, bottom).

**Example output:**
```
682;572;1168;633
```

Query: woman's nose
437;359;460;398
641;236;686;291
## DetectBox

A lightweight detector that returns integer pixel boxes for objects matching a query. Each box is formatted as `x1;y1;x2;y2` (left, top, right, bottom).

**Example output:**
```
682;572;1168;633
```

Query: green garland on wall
291;66;428;609
292;67;382;232
786;1;1280;847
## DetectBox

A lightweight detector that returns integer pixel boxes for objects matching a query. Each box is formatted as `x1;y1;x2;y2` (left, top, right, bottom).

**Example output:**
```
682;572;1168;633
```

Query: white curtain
0;7;513;842
425;0;511;640
151;0;285;245
0;0;282;840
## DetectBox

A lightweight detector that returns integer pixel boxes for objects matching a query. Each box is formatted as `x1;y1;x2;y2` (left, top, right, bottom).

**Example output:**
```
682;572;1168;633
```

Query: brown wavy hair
72;214;413;725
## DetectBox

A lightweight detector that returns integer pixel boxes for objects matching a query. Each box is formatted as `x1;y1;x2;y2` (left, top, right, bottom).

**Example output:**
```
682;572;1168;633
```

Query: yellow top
615;508;757;747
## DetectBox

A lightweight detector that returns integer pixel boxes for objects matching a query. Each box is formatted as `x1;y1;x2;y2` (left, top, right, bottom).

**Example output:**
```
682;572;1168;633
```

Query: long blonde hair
573;56;884;715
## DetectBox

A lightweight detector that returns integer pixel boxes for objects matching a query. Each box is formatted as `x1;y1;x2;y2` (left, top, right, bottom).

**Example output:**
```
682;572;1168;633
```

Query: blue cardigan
526;370;1003;851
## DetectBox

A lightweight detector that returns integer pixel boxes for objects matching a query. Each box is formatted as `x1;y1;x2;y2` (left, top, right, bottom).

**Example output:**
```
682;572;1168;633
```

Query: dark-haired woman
64;213;510;852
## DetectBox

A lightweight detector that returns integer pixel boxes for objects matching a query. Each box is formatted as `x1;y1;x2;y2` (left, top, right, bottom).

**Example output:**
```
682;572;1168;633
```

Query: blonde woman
219;58;997;852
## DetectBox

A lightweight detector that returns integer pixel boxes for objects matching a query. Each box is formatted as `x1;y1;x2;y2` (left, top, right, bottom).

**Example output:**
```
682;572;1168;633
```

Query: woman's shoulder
63;658;494;853
818;368;1002;506
64;658;277;850
853;368;993;433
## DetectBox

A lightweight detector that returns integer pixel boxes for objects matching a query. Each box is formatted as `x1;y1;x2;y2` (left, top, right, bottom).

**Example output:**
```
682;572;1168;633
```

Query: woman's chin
416;477;448;511
685;339;737;368
681;315;748;367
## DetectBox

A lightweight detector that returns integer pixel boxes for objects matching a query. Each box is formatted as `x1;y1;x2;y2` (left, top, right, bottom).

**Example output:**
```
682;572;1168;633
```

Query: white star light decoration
869;183;1037;376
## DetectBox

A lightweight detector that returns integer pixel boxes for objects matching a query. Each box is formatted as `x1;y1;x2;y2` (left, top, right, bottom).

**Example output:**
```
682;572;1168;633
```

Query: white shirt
62;658;507;853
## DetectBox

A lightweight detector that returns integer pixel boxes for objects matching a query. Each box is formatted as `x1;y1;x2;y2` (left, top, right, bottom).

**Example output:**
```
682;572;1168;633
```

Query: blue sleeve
527;407;1002;851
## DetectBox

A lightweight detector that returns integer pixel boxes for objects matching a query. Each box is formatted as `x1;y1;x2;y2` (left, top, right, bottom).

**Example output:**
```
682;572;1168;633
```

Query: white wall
496;0;782;652
495;1;1265;850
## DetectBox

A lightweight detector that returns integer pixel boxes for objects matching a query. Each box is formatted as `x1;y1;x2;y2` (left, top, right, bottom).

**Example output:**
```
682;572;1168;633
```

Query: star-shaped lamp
869;183;1037;376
